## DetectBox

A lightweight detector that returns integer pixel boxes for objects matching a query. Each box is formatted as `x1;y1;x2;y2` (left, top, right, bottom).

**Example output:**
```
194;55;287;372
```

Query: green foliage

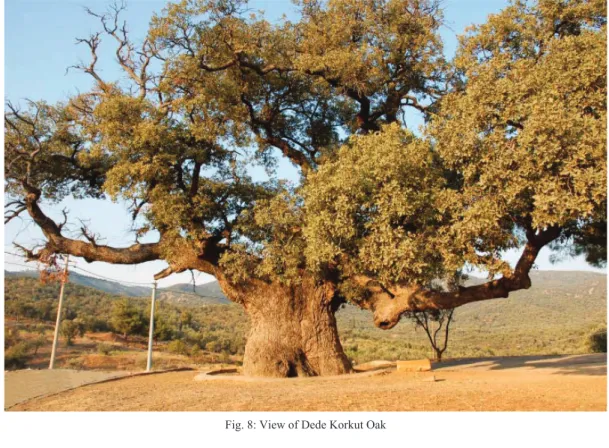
4;0;459;290
64;357;84;370
190;344;201;358
166;339;189;356
5;327;21;348
4;276;248;356
5;341;32;369
97;343;114;356
428;0;606;275
4;276;124;328
60;319;85;346
110;299;146;339
153;313;175;342
304;124;451;284
31;335;46;354
586;327;607;353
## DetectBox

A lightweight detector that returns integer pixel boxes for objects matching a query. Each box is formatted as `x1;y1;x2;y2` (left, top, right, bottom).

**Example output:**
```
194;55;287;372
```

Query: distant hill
4;270;229;306
337;270;607;336
159;281;230;305
455;271;607;331
5;269;150;297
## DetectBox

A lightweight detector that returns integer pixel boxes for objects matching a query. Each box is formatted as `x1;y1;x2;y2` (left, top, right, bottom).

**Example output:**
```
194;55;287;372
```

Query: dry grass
8;354;606;412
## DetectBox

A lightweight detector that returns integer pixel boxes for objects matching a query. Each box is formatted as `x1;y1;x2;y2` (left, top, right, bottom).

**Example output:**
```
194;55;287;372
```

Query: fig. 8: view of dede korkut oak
4;0;606;377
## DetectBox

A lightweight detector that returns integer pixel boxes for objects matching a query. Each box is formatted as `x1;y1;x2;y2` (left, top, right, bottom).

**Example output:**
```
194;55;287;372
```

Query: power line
4;261;39;270
5;250;154;286
4;251;25;258
69;264;153;286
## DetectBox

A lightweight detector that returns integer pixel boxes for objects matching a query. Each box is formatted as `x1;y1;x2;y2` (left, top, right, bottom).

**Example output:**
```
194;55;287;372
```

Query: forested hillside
4;270;606;366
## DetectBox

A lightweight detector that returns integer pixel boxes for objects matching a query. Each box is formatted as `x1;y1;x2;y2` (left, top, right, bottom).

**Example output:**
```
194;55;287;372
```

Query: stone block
396;359;432;372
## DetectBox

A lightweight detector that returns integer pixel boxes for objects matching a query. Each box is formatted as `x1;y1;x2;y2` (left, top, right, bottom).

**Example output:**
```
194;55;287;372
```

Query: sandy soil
7;354;606;411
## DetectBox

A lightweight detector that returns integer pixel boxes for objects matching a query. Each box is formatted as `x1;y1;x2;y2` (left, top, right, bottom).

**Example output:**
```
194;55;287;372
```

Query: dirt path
7;354;606;411
4;369;131;409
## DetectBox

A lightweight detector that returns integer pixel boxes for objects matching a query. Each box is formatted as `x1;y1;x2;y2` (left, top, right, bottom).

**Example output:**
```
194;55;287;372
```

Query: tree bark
218;276;352;378
434;349;443;362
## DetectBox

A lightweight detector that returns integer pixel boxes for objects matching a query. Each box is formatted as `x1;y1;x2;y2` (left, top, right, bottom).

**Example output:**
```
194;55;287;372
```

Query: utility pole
146;282;157;372
49;255;69;369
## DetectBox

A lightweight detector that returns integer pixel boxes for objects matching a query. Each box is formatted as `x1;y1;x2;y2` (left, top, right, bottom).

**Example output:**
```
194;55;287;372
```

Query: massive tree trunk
217;276;352;378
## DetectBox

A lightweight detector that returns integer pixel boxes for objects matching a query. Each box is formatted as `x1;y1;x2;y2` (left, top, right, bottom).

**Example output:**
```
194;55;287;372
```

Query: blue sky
4;0;606;287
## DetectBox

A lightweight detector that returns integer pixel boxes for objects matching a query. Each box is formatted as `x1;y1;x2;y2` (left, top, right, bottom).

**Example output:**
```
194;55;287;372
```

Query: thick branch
22;186;163;264
304;68;378;133
240;94;313;171
359;225;562;329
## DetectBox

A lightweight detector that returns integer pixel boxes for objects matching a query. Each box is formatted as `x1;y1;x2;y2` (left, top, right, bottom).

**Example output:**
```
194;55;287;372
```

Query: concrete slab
4;369;130;409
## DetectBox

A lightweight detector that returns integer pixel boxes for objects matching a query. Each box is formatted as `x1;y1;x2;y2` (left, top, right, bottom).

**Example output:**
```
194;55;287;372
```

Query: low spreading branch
360;225;563;329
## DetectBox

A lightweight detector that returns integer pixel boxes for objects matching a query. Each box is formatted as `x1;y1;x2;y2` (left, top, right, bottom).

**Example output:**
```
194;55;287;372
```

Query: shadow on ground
435;353;606;376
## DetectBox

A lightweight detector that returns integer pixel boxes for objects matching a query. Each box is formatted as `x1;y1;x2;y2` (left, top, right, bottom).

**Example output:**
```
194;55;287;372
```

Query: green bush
205;340;221;353
60;319;85;346
31;335;47;354
5;341;32;369
5;328;20;349
97;343;113;356
190;344;201;358
587;327;607;353
167;339;189;356
64;357;84;369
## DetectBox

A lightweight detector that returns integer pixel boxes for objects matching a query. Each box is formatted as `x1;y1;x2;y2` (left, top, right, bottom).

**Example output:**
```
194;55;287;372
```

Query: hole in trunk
286;361;298;378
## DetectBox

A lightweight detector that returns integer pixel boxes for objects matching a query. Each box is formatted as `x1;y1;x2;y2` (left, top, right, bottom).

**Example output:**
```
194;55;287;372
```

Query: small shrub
5;342;32;369
31;335;47;355
5;328;20;348
97;343;113;356
167;339;189;356
587;327;607;353
190;344;201;358
64;357;84;370
205;340;221;353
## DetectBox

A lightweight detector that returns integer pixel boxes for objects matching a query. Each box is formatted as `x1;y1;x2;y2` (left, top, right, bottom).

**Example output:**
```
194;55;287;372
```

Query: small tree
167;340;189;356
153;312;175;342
31;335;46;354
97;343;113;356
409;308;455;362
110;299;145;340
60;319;85;346
178;311;194;333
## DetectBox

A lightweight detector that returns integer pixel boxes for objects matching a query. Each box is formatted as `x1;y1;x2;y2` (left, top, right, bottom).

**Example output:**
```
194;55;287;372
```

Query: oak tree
4;0;606;377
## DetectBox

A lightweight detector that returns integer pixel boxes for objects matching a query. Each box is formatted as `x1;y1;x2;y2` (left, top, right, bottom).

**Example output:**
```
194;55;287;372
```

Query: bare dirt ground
7;354;606;411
